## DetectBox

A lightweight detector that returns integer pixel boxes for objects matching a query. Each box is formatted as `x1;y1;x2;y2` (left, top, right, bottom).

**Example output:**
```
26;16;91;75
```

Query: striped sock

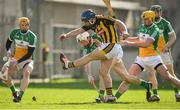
106;87;113;95
68;62;75;68
115;92;122;99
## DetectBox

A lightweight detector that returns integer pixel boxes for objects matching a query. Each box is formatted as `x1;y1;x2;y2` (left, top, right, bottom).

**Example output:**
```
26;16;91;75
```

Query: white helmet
76;32;90;42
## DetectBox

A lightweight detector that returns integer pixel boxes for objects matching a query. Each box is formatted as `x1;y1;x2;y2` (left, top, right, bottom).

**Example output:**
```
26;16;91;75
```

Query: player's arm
114;19;129;40
122;38;154;48
93;39;102;47
59;28;85;40
6;39;13;52
124;37;139;41
166;32;176;48
163;22;176;52
6;31;15;57
84;60;95;84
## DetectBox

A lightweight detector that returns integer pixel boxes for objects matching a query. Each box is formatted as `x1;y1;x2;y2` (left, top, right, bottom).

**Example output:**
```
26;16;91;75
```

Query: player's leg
1;60;18;100
96;69;112;102
114;62;145;100
146;66;160;102
13;61;34;102
155;64;180;88
60;48;106;70
161;52;180;101
112;58;152;101
99;59;115;102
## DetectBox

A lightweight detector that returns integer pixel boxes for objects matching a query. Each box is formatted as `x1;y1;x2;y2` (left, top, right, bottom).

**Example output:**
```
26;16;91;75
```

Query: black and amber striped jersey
82;16;118;43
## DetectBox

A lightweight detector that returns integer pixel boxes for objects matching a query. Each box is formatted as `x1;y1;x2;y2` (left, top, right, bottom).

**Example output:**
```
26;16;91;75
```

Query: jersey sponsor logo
15;39;29;48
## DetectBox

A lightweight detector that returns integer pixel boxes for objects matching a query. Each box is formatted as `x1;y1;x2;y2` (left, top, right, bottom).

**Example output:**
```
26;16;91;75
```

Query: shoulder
10;29;20;34
28;30;37;39
161;17;171;25
96;15;115;22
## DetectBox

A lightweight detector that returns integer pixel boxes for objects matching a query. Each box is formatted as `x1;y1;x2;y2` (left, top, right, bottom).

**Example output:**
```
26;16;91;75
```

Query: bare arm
59;27;85;40
123;38;154;48
165;32;176;48
114;19;129;40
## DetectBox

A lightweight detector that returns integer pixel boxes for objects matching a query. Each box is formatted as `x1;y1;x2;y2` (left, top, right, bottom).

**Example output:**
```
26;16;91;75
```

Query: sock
115;92;122;99
68;61;75;68
10;85;16;93
99;90;105;97
174;88;179;94
19;91;24;98
140;80;149;89
153;89;158;95
106;87;113;95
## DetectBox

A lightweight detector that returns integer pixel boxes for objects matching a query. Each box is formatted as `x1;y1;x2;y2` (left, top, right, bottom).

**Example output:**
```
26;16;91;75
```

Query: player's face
79;40;90;47
154;11;162;21
82;18;96;26
143;18;153;26
19;22;30;33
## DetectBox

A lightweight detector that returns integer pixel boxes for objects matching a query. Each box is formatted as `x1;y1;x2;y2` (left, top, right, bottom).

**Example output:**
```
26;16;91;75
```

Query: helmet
81;9;96;21
141;10;155;22
18;17;30;24
150;5;162;12
76;32;90;42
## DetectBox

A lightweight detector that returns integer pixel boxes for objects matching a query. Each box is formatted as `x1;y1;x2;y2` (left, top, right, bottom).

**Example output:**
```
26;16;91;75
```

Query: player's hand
58;34;67;41
10;58;17;68
93;39;102;46
88;75;95;85
121;34;129;40
6;50;12;58
120;40;129;46
162;46;169;53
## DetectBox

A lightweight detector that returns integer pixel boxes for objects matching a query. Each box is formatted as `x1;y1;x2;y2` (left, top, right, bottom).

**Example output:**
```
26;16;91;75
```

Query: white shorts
160;52;173;65
98;43;123;60
134;56;163;70
17;60;34;70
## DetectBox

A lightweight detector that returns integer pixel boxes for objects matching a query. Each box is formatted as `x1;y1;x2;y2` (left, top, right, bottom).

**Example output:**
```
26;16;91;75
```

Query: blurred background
0;0;180;84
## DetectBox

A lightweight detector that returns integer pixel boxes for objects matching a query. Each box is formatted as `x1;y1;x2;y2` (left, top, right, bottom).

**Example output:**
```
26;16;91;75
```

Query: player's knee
123;75;131;83
23;70;31;79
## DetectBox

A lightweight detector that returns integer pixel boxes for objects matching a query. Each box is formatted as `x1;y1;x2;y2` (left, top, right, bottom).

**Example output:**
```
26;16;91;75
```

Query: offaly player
59;9;152;102
117;11;180;102
0;17;37;102
76;31;112;102
146;5;180;102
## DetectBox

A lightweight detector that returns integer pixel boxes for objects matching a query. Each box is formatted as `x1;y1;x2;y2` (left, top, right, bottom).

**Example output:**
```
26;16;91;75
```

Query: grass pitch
0;78;179;109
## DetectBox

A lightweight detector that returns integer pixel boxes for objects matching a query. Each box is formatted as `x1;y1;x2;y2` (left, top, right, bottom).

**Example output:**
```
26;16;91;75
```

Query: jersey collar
20;30;29;35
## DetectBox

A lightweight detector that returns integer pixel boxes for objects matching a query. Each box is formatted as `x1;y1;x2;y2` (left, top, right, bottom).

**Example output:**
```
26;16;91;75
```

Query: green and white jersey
138;23;160;57
9;29;37;60
83;33;102;55
155;17;174;52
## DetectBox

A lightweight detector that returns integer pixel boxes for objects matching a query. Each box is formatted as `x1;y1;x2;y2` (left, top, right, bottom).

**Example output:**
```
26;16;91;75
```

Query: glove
88;75;95;85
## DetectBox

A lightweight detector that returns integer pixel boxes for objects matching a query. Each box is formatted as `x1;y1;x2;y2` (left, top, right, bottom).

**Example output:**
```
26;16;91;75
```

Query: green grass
0;78;179;109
